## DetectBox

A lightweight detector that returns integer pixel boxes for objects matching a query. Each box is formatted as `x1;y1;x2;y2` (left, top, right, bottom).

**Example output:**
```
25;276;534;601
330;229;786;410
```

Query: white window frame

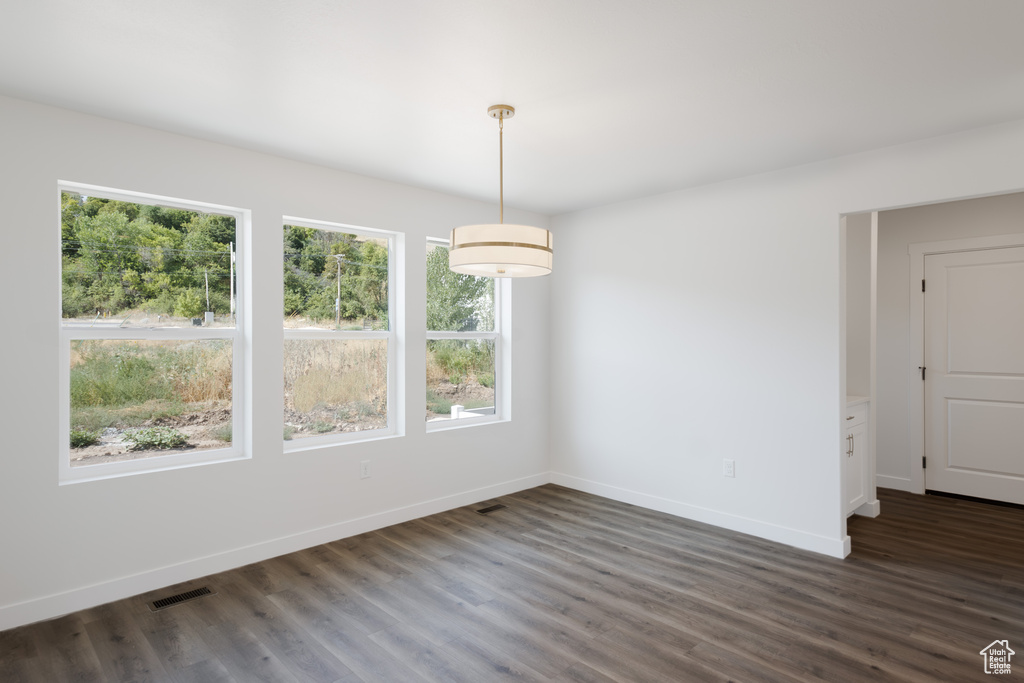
283;217;401;451
426;237;510;431
58;182;250;484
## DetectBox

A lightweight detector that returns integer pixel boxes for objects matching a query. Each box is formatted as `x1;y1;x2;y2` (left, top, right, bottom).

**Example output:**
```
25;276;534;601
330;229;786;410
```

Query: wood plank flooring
2;485;1022;682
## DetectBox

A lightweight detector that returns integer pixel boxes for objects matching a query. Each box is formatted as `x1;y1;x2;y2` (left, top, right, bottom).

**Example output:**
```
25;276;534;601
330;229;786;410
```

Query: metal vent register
148;586;215;611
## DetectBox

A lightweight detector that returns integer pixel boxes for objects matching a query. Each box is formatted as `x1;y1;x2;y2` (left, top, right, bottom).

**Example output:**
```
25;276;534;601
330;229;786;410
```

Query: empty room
1;1;1023;681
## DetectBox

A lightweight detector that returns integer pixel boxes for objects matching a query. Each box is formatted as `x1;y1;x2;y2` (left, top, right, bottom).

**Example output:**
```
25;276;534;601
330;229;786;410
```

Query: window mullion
63;327;239;341
426;331;498;341
283;329;391;341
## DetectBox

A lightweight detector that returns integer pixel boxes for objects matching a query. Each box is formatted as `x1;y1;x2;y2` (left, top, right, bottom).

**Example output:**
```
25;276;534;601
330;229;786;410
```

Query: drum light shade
451;104;553;278
449;223;553;277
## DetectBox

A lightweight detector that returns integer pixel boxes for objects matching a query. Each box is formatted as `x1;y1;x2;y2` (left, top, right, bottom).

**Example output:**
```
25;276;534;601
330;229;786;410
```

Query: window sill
283;429;401;453
59;447;248;485
425;415;508;433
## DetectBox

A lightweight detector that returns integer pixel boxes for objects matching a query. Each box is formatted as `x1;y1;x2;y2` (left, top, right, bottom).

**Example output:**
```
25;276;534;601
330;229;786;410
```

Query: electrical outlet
723;459;735;478
360;460;371;479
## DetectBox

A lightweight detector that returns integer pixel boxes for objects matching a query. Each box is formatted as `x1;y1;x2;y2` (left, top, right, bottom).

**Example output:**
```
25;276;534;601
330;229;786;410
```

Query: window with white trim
426;238;504;427
59;183;247;482
283;219;397;446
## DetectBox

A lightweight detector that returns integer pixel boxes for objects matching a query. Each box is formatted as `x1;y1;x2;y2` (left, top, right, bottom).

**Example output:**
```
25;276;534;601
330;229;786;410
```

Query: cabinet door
846;421;868;513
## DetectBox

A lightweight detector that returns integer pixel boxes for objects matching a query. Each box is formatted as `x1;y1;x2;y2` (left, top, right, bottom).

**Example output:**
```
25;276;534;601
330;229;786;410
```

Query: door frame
908;232;1024;494
840;212;881;519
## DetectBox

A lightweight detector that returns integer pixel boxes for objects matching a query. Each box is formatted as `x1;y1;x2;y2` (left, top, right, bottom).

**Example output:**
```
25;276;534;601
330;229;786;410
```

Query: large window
59;183;247;482
426;238;503;427
283;219;397;447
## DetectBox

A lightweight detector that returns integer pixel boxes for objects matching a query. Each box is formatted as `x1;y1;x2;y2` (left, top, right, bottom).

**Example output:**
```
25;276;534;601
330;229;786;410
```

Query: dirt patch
284;403;387;440
149;408;231;427
430;380;494;403
70;405;232;467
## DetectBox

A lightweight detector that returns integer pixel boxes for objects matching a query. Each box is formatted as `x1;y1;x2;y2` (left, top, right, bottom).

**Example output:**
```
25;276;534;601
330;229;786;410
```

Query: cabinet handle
846;434;852;456
846;416;855;420
850;434;855;456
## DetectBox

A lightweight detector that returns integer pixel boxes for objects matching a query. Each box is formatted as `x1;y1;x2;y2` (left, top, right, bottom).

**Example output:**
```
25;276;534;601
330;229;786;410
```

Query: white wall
0;95;550;630
875;192;1024;489
845;213;872;397
549;117;1024;558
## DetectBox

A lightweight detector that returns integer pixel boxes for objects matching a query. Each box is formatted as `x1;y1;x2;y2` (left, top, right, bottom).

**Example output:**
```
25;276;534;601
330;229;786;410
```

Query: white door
924;247;1024;504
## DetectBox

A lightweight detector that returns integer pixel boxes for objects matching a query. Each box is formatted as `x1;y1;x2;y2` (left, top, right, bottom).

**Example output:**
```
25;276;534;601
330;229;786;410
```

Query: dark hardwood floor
2;485;1022;682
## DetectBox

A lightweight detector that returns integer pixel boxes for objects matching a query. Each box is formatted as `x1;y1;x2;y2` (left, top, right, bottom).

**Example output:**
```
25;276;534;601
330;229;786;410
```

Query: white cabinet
844;398;872;515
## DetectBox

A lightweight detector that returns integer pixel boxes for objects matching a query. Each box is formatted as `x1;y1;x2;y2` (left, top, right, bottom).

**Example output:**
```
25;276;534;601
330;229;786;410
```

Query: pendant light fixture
449;105;553;278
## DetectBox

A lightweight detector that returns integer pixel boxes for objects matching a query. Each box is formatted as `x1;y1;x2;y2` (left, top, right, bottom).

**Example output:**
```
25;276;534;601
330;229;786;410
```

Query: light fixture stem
499;114;504;224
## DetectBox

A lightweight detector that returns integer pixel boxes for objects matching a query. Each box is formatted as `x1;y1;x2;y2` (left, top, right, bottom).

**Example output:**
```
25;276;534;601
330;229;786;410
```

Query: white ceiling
3;0;1024;215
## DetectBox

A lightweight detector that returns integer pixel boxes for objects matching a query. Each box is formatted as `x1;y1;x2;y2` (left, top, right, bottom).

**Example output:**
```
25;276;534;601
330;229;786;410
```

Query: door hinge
919;366;926;380
922;279;926;292
922;456;927;469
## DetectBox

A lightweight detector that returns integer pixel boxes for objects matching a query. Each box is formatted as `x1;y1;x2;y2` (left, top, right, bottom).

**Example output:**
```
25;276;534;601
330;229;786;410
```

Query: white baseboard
876;474;915;492
853;499;881;518
549;473;850;559
0;472;548;632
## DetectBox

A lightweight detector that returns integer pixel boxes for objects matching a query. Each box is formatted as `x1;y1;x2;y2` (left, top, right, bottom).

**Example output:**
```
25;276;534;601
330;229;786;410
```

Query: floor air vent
148;586;215;611
476;503;507;515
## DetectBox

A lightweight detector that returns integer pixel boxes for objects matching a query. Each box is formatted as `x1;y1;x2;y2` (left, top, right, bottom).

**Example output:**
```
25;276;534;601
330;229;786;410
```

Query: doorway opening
842;191;1024;518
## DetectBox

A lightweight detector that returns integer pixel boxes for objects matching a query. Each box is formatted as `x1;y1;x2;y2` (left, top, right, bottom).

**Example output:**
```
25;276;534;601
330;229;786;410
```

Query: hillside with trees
61;192;236;323
282;225;388;328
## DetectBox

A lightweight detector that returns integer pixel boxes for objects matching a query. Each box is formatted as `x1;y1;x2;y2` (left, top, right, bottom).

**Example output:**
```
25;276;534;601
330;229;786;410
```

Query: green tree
182;215;230;312
285;225;315;263
203;214;235;245
300;240;327;276
137;224;185;274
426;246;487;331
173;289;204;318
139;204;194;232
182;215;229;269
73;212;148;306
83;197;140;221
61;192;84;256
356;241;389;321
